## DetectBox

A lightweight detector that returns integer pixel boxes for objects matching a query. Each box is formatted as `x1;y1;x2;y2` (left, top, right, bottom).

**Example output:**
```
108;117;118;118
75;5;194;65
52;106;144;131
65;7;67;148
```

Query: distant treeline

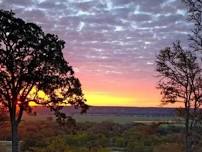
32;106;177;117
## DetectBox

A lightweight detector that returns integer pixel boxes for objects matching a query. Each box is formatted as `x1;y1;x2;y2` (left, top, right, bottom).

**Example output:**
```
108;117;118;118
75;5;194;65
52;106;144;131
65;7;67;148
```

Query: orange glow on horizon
84;90;183;107
28;90;181;108
84;91;135;107
26;78;181;108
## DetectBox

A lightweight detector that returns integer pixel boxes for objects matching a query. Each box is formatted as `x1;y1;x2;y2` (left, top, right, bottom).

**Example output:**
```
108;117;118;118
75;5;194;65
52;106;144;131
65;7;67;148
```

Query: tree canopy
156;42;202;105
0;9;87;117
156;42;202;152
0;9;88;152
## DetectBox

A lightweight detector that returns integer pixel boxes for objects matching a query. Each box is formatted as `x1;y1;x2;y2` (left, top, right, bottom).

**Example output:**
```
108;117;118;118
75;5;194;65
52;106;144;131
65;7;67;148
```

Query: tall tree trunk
11;121;19;152
185;107;192;152
185;119;190;152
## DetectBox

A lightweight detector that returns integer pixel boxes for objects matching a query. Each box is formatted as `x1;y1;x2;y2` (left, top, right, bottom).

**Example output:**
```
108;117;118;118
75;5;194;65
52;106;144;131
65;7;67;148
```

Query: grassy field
72;114;179;124
23;113;181;125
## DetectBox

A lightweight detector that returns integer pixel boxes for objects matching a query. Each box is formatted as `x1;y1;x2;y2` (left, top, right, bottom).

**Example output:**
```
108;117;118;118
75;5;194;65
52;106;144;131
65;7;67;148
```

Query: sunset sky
1;0;192;107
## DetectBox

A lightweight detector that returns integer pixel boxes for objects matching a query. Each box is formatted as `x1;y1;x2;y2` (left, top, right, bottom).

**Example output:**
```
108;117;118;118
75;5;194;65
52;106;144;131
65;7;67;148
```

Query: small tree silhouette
156;42;202;152
0;10;88;152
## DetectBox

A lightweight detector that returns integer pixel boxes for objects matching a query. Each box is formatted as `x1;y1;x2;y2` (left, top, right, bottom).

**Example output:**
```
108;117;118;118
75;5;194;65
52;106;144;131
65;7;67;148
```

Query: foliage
156;41;202;152
156;42;202;106
0;8;87;124
0;9;87;152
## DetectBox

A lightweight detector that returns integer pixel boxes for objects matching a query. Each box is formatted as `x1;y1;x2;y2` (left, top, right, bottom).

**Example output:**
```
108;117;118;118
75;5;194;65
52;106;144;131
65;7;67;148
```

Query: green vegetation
21;120;186;152
0;116;195;152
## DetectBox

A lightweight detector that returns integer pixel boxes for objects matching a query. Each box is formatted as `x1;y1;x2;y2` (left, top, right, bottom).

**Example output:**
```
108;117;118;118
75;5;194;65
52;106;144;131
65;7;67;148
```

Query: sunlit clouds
0;0;192;106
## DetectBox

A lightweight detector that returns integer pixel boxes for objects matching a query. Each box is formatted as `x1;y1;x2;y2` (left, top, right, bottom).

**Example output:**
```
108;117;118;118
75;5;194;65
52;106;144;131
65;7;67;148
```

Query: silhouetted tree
183;0;202;52
0;10;88;152
156;42;202;152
